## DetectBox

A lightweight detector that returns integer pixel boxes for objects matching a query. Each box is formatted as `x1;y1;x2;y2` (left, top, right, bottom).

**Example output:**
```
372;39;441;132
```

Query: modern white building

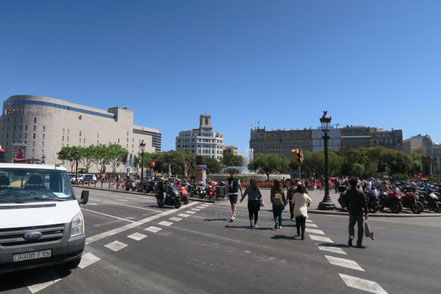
0;95;161;172
175;114;224;160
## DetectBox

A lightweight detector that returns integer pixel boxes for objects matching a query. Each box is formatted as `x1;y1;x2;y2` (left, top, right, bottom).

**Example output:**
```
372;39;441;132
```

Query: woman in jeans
270;179;286;229
292;183;312;239
240;179;262;228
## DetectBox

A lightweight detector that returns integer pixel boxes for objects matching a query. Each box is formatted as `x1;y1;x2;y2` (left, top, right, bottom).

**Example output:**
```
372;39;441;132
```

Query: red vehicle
379;187;403;213
207;181;218;200
177;185;189;205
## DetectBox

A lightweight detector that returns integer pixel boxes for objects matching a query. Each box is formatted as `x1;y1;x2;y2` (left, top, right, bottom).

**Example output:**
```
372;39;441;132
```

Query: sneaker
254;224;258;228
232;215;236;221
348;238;353;247
274;223;278;229
229;218;233;223
279;225;282;229
356;243;366;249
301;235;305;240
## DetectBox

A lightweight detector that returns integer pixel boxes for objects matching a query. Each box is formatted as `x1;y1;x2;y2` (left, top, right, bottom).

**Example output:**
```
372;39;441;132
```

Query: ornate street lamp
139;140;146;190
318;111;336;210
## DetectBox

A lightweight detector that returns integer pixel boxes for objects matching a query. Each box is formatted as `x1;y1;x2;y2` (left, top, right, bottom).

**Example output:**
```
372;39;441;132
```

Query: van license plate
12;250;52;262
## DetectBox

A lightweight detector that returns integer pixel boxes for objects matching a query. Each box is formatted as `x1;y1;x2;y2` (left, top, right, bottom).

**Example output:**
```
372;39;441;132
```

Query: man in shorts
227;172;243;222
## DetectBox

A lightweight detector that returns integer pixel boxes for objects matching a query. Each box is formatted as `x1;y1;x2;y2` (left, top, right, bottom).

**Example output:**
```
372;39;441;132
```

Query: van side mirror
80;190;89;205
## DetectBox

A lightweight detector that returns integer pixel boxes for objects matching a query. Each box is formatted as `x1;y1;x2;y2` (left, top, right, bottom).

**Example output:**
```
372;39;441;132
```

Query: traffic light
297;150;303;164
291;149;299;163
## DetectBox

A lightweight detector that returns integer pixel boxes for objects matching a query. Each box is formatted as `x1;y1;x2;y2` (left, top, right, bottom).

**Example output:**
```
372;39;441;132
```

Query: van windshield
0;168;74;203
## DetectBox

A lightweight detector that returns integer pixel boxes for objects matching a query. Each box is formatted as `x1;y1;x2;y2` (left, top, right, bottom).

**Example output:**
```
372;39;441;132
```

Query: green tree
248;153;289;180
107;144;128;173
299;151;342;177
79;145;95;173
222;154;243;167
57;146;81;172
205;157;222;174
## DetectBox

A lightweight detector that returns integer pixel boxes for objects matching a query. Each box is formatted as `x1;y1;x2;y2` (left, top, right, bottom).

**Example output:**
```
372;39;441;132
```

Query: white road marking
94;199;161;212
186;211;196;214
145;226;162;233
309;235;333;243
178;213;190;217
191;208;201;211
325;255;364;271
87;202;98;206
25;270;61;294
127;232;147;241
306;219;312;223
339;274;388;294
82;208;136;223
79;252;101;269
169;217;182;222
105;240;128;252
244;250;251;254
317;245;347;255
158;221;173;227
86;202;198;245
305;228;325;235
308;223;319;228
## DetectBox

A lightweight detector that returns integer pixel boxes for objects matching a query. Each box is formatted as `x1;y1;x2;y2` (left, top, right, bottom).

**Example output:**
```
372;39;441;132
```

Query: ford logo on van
24;231;42;241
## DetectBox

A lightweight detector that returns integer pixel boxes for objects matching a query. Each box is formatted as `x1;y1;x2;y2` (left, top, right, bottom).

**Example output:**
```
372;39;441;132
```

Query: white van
0;163;88;274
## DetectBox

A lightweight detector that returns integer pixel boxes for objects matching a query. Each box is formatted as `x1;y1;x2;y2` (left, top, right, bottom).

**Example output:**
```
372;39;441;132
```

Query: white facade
175;114;224;160
0;95;161;172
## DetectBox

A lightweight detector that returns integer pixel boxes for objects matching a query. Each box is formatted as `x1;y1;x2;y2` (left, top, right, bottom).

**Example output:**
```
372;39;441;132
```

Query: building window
79;138;81;143
42;142;44;147
33;133;36;139
32;141;35;147
97;133;99;138
67;136;69;142
62;129;65;134
32;149;35;155
79;131;82;136
25;125;28;131
62;136;64;142
42;134;45;140
34;118;37;123
43;126;45;132
83;138;86;143
118;138;120;143
24;133;27;139
67;129;70;135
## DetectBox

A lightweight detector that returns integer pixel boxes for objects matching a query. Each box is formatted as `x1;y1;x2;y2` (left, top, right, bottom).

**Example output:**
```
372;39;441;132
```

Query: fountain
125;153;135;173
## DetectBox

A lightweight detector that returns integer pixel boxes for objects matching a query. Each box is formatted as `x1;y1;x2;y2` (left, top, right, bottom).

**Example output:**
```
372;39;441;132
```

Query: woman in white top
292;184;312;240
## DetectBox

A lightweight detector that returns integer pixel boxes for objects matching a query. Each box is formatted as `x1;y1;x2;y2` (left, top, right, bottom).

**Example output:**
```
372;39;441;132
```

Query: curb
308;209;441;217
73;185;216;203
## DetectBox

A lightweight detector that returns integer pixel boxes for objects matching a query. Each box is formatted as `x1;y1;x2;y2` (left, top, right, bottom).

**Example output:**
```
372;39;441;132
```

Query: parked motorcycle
400;186;424;214
192;182;207;199
156;183;181;209
365;187;380;213
379;187;403;213
145;180;157;193
125;178;136;191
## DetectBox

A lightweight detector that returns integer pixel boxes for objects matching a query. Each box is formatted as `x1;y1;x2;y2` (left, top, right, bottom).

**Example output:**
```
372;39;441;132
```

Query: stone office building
340;126;403;151
175;114;224;160
249;128;313;159
0;95;161;171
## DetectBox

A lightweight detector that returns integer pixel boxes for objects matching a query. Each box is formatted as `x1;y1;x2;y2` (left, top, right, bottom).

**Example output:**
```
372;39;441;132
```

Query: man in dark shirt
346;177;368;248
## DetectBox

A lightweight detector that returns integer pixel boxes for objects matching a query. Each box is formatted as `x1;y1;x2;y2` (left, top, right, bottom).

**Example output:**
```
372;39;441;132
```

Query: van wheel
65;258;81;270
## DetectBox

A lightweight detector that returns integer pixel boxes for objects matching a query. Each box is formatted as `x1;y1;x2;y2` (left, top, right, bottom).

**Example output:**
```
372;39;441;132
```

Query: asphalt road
1;188;440;294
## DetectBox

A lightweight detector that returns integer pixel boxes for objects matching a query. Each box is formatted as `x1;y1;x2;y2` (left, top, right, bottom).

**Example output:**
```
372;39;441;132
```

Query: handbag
260;197;265;207
364;219;374;240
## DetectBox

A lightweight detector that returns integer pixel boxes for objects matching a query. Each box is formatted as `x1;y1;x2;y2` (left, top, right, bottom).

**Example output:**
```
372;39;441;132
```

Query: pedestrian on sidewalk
227;172;242;222
292;183;312;240
240;178;263;228
346;177;368;248
271;179;286;229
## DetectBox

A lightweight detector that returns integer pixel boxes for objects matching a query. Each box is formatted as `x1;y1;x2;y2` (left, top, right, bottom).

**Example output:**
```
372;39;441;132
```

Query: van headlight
70;212;84;237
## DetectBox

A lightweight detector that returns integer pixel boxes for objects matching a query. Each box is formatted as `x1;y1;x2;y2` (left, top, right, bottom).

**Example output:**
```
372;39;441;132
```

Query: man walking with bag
346;177;368;248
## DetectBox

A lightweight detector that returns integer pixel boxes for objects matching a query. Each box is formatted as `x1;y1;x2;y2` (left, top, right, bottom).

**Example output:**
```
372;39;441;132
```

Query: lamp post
139;140;146;190
75;151;79;184
318;111;336;210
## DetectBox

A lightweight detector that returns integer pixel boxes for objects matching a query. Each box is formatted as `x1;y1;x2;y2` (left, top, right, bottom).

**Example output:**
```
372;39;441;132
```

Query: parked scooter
156;183;181;209
417;189;441;213
365;187;380;213
379;187;403;213
125;177;136;191
145;180;157;193
193;182;207;199
337;185;348;211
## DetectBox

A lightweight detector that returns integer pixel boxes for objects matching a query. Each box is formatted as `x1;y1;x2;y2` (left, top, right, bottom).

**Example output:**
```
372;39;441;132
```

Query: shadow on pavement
204;218;229;222
316;242;348;248
271;235;296;240
0;267;72;292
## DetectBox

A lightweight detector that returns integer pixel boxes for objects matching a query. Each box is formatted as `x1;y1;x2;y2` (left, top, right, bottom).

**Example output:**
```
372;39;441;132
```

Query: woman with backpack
240;178;263;228
292;183;312;240
270;179;286;229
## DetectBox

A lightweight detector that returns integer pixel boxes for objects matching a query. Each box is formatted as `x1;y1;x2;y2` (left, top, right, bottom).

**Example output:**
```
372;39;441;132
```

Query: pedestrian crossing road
1;188;440;294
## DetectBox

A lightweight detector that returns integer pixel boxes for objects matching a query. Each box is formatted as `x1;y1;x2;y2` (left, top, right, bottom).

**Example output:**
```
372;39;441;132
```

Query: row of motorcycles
338;183;441;214
131;178;228;209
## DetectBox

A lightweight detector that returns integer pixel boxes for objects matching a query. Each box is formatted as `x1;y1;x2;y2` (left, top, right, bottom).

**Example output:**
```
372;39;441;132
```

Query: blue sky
1;0;441;154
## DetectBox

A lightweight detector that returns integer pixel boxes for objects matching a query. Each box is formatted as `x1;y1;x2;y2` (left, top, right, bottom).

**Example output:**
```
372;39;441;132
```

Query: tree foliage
248;153;290;180
222;154;243;167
